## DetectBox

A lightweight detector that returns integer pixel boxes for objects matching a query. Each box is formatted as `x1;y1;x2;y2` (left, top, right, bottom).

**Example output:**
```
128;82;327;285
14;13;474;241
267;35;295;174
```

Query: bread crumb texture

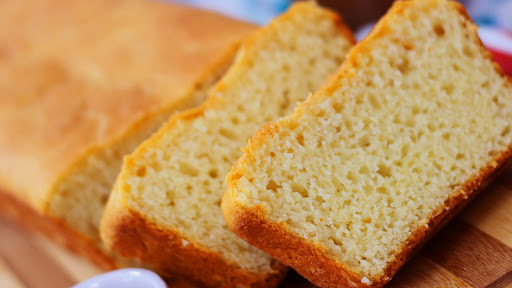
229;0;512;281
119;2;352;274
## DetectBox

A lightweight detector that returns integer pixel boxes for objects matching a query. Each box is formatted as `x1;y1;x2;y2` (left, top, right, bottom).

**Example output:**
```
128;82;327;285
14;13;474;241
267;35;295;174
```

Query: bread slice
100;2;355;287
0;0;253;269
223;0;512;287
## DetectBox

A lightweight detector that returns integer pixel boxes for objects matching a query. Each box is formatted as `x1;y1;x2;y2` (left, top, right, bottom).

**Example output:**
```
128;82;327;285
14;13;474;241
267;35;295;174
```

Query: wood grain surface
1;166;511;288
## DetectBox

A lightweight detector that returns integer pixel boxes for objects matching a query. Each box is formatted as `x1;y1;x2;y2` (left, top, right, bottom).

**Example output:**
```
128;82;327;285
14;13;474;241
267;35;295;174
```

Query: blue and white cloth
461;0;512;30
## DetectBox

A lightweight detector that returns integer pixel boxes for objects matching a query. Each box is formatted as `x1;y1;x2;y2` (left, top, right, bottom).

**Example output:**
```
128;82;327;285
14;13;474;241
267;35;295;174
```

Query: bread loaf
0;0;253;269
223;0;512;287
100;2;355;287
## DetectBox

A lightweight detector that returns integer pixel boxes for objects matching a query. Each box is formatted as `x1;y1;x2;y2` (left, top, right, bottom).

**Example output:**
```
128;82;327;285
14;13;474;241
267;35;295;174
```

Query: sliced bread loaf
0;0;253;269
100;2;355;287
223;0;512;287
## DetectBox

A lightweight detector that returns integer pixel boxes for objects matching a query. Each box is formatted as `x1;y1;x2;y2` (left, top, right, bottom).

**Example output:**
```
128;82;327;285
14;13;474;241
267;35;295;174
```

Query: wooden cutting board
1;166;511;288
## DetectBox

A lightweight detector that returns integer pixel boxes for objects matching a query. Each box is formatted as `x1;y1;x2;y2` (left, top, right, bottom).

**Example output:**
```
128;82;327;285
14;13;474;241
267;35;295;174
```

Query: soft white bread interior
223;0;512;287
101;2;355;287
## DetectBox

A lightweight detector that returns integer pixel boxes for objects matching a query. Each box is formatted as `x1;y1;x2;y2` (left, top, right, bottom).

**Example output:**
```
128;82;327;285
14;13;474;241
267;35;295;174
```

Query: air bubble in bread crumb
361;276;371;284
182;239;189;246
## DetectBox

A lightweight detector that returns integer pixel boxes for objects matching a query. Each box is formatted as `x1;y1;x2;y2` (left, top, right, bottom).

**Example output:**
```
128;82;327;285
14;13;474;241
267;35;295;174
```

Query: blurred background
175;0;512;74
174;0;512;31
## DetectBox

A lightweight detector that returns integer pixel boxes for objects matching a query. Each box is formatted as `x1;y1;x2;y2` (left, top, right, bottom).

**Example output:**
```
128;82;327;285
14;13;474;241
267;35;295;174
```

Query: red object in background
489;48;512;76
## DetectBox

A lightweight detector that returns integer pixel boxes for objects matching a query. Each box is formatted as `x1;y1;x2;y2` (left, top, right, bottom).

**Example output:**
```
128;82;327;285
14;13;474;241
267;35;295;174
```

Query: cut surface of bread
100;2;354;287
0;0;253;268
223;0;512;287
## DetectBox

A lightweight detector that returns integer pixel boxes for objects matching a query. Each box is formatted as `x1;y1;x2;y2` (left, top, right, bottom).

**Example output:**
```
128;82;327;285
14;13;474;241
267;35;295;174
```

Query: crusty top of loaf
0;0;254;208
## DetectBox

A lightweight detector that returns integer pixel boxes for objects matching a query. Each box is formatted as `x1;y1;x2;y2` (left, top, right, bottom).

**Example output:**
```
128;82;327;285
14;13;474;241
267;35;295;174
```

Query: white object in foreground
71;268;166;288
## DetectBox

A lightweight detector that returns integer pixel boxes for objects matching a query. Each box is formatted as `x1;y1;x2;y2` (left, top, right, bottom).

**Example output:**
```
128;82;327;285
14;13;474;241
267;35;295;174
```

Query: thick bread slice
223;0;512;287
0;0;253;269
100;2;355;287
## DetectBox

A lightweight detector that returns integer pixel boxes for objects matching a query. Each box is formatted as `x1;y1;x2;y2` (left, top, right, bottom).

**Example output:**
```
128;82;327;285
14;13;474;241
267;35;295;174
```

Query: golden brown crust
101;198;287;288
224;1;512;287
0;190;117;270
222;184;363;288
